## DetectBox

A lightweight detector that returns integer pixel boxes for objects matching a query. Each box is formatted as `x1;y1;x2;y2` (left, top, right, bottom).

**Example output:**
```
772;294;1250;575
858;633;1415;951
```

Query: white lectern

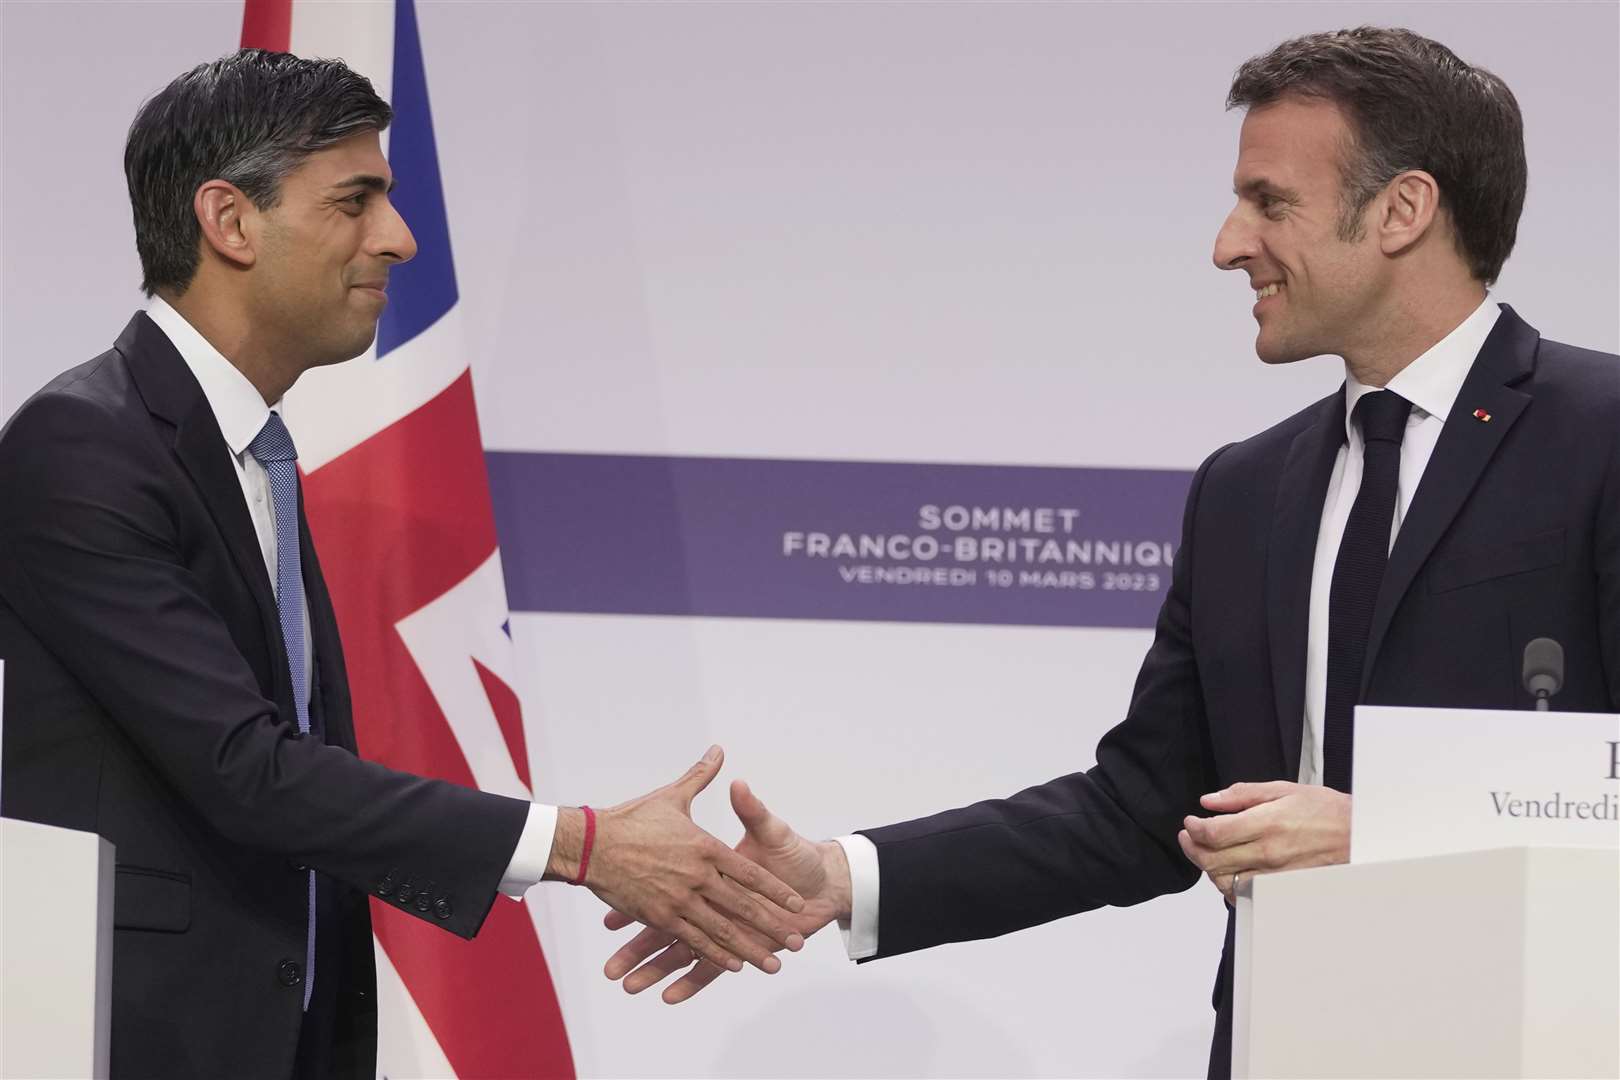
1;817;114;1080
1231;846;1619;1079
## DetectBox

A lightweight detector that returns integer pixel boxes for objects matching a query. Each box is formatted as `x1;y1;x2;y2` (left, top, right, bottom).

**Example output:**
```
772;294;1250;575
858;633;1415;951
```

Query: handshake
547;745;851;1001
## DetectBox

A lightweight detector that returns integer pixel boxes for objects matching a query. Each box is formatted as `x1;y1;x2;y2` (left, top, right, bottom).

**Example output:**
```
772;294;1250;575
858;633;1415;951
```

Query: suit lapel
1360;305;1539;695
1266;391;1346;775
117;313;290;704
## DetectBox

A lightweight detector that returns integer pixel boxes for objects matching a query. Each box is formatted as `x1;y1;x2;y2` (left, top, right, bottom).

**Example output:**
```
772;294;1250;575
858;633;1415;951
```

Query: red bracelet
571;805;596;886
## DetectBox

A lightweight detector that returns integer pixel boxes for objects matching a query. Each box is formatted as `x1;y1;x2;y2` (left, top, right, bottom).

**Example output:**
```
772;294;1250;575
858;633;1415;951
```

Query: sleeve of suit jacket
1600;403;1620;708
857;446;1231;959
0;387;529;940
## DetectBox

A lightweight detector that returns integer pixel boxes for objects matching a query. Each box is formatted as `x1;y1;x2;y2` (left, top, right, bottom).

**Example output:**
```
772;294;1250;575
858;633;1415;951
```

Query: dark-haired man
0;49;805;1079
602;27;1620;1078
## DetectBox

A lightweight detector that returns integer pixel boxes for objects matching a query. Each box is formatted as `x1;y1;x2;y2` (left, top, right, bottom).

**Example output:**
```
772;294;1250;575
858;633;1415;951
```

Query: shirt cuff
834;833;879;960
498;802;558;898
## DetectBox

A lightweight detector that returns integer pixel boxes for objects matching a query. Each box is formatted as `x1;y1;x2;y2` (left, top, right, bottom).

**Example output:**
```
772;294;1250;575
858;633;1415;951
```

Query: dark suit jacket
857;306;1620;1078
0;313;531;1079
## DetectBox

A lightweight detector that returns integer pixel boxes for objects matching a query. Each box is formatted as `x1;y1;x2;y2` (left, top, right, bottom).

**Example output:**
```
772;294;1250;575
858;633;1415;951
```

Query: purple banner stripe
486;452;1193;629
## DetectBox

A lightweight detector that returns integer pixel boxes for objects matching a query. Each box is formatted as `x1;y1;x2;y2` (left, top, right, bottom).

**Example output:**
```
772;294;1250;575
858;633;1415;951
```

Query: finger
664;960;729;1004
672;917;744;975
713;845;804;913
1200;781;1296;812
1178;828;1212;870
682;898;780;973
703;875;805;952
603;908;636;932
671;744;724;807
624;942;699;995
1180;830;1247;874
1183;806;1267;849
1190;839;1271;876
730;779;792;848
604;925;679;981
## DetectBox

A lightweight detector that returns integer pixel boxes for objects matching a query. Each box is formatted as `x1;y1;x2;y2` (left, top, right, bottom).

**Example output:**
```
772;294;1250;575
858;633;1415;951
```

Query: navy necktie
247;411;316;1011
1322;389;1411;793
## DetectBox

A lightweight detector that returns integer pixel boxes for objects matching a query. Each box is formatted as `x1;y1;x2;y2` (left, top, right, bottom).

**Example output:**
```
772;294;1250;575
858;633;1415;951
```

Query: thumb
731;779;792;848
672;744;724;805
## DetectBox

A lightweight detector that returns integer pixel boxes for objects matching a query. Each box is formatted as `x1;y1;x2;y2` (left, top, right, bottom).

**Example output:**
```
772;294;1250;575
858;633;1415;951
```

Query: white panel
1236;848;1618;1078
0;820;113;1080
1352;706;1620;864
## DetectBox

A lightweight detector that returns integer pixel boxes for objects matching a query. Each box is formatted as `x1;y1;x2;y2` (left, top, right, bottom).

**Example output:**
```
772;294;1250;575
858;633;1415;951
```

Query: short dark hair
1227;27;1526;286
124;49;392;297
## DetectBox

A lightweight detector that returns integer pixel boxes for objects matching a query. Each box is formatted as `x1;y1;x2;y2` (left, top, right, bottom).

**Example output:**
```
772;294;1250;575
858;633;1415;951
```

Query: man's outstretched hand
602;779;851;1002
547;747;807;975
1178;780;1351;903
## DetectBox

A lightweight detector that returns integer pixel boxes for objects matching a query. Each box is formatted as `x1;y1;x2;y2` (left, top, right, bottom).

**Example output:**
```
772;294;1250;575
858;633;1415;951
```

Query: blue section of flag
377;0;458;359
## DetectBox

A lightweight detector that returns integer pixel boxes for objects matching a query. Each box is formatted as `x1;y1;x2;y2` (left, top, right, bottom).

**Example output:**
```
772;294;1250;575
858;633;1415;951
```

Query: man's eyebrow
1234;177;1300;202
329;174;396;195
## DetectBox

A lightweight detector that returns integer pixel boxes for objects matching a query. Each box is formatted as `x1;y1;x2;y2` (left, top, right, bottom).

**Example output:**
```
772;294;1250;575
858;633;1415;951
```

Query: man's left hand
1177;781;1350;904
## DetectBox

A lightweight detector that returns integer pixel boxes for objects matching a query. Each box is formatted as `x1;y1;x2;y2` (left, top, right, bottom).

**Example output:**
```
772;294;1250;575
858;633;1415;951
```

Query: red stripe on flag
239;0;292;51
474;658;534;793
304;371;574;1079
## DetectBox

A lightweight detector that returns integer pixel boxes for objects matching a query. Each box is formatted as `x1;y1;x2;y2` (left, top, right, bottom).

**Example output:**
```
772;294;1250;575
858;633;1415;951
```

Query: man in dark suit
0;50;807;1079
598;27;1620;1077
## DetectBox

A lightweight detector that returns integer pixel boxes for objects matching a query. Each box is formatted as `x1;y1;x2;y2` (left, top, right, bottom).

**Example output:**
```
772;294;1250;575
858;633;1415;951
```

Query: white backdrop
3;3;1616;1077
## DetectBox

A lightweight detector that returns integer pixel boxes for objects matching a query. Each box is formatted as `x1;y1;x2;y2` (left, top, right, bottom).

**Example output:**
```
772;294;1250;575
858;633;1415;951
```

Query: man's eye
342;193;367;212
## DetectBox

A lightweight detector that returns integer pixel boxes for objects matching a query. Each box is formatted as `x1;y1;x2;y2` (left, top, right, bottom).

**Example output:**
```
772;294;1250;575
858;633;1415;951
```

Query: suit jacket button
277;959;304;987
289;860;308;872
395;882;416;903
376;877;396;898
414;892;432;913
433;898;453;921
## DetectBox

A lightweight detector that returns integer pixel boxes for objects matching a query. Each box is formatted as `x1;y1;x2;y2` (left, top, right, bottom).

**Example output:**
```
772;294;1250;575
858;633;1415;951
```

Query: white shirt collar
1342;296;1502;438
145;296;278;458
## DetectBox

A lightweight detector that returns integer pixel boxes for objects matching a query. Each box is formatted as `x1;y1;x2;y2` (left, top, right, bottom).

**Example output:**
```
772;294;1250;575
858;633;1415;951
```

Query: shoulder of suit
1195;390;1338;481
0;347;135;451
1532;337;1620;401
11;344;133;411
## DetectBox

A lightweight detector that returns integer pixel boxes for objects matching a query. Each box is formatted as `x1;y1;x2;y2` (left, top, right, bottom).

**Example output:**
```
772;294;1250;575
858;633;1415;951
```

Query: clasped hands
1177;780;1351;904
546;745;817;977
600;776;852;1003
589;771;1352;1002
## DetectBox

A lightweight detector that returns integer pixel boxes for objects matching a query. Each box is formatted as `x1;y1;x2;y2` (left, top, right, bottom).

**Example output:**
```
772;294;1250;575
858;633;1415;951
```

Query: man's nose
1212;206;1254;271
376;200;417;264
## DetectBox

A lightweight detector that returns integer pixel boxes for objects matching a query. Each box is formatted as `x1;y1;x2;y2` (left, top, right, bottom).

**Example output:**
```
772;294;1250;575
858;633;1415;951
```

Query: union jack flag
241;2;574;1075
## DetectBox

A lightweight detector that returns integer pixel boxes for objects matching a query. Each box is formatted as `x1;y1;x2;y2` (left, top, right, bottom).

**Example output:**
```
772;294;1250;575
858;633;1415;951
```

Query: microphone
1522;638;1564;711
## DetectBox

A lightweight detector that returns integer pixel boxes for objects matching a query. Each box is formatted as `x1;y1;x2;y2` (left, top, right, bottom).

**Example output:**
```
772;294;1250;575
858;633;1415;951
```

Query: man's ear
1376;169;1442;259
194;180;258;270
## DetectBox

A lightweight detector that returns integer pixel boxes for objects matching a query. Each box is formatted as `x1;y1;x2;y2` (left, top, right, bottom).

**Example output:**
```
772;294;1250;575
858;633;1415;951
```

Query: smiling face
247;129;416;370
1212;97;1389;365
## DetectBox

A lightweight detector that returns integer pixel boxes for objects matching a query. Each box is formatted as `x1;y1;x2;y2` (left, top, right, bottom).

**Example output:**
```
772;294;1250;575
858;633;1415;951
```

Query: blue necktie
248;411;316;1011
1323;389;1411;793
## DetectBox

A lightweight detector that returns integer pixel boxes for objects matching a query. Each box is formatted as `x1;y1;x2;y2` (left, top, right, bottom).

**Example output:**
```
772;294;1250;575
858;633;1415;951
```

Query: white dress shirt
145;299;556;897
1298;297;1500;783
836;296;1504;959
